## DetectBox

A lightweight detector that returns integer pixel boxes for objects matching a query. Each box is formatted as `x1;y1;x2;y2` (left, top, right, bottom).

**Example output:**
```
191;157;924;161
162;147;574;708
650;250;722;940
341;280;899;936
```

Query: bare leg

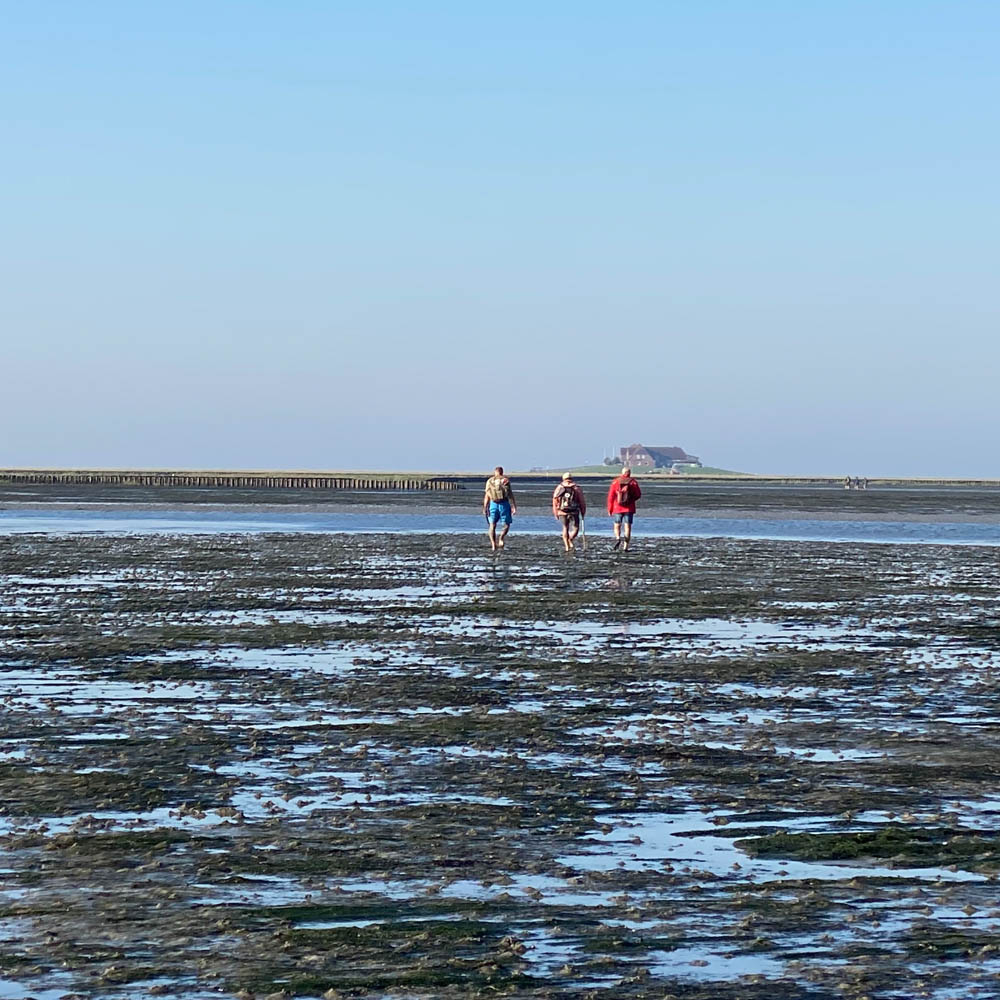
560;518;573;551
487;520;497;551
568;520;579;549
623;522;632;550
613;520;621;549
497;522;510;548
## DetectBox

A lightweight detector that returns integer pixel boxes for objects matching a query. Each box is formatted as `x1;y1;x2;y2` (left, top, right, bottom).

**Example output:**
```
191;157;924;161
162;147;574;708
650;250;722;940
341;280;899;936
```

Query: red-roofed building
619;444;701;469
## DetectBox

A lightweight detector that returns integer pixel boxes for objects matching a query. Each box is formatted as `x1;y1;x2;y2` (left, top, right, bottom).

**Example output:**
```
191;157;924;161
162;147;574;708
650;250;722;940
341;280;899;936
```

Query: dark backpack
615;478;633;506
558;484;579;513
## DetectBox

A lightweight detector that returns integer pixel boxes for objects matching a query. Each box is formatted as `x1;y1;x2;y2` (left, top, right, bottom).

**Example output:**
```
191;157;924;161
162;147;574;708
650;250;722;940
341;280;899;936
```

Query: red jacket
607;476;640;514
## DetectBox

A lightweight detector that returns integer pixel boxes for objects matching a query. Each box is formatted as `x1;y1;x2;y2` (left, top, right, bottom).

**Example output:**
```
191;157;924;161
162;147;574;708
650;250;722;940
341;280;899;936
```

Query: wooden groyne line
497;474;1000;488
0;469;462;491
3;469;996;491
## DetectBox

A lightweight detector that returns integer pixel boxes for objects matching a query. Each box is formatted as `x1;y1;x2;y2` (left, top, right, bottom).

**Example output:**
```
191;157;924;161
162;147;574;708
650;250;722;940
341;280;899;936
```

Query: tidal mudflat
1;529;999;998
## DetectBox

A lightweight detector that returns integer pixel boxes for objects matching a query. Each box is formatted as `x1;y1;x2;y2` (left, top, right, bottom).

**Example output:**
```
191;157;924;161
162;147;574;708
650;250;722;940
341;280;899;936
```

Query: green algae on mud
736;825;1000;869
1;529;999;998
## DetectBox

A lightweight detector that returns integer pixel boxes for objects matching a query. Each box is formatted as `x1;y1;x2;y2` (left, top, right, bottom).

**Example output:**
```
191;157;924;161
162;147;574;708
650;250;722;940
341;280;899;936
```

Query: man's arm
482;483;490;515
507;482;517;515
607;480;616;514
577;486;587;517
552;487;561;519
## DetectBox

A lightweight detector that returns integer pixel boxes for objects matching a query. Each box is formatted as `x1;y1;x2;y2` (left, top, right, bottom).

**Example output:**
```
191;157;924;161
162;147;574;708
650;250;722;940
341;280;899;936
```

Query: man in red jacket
607;466;641;551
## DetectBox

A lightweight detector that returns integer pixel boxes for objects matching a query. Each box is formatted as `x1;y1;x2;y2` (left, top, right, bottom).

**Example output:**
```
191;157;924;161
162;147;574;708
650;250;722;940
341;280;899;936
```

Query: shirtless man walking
482;466;517;551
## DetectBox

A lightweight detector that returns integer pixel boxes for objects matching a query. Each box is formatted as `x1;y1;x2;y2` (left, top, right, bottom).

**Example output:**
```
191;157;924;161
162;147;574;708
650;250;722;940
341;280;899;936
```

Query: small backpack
615;478;633;506
558;484;579;513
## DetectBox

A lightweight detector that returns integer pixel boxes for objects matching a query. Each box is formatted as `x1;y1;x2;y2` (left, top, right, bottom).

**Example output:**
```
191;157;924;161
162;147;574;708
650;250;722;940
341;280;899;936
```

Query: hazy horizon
4;3;998;478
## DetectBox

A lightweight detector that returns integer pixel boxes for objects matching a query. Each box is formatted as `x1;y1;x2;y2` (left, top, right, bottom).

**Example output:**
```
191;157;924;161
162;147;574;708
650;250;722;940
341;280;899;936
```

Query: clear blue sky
3;2;997;475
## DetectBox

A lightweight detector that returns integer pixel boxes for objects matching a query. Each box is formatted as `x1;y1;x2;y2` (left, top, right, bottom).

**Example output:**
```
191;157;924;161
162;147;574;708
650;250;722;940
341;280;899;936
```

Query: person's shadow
606;564;632;594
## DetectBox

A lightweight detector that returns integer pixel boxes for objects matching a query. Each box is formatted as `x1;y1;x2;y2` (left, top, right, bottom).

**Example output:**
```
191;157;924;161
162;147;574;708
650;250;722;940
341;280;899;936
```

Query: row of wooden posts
0;471;461;491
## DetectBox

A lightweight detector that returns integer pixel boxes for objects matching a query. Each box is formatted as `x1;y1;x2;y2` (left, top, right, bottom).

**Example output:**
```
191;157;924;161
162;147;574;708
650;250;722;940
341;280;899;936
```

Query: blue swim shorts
612;512;634;525
488;500;513;525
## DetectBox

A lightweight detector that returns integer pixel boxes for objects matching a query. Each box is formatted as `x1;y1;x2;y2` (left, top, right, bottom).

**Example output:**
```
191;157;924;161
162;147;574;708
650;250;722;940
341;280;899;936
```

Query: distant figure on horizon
483;466;517;551
552;472;586;552
607;467;641;551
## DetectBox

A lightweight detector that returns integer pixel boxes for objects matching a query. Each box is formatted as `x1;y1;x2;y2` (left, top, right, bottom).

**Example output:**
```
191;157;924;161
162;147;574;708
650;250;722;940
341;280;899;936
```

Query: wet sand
1;497;999;998
3;481;1000;521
